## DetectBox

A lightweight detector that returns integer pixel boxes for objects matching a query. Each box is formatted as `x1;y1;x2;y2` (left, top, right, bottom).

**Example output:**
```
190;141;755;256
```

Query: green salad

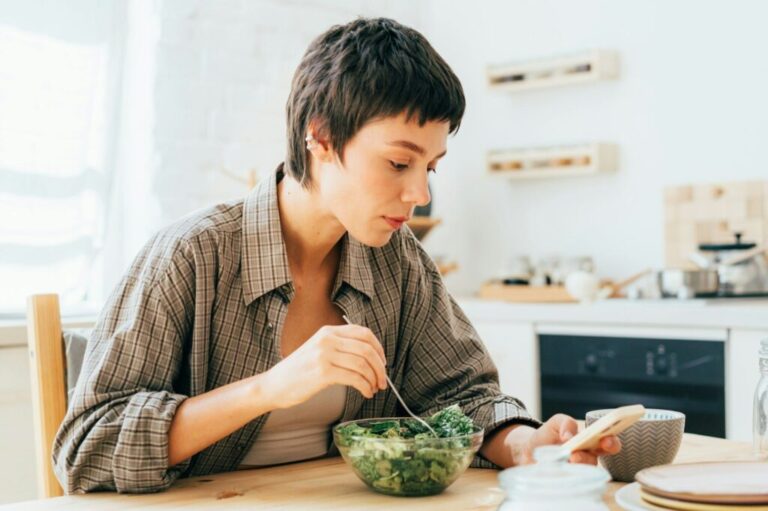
334;405;483;496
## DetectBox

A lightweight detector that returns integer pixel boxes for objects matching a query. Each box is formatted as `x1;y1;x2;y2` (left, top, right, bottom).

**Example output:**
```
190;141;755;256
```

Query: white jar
497;446;610;511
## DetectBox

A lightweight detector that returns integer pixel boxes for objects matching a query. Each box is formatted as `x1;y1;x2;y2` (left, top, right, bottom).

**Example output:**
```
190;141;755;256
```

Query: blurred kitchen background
2;0;768;504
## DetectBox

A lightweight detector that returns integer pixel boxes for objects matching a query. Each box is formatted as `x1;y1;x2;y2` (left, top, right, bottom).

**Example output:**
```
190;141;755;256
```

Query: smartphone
562;404;646;452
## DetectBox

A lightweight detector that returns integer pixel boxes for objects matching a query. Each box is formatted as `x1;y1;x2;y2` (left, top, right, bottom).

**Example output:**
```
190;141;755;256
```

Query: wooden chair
26;294;86;498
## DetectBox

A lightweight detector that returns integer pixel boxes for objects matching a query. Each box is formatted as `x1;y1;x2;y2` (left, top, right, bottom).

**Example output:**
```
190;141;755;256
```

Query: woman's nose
402;172;431;207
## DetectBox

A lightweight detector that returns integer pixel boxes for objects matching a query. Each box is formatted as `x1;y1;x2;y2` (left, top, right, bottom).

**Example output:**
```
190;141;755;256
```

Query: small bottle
497;445;610;511
753;339;768;460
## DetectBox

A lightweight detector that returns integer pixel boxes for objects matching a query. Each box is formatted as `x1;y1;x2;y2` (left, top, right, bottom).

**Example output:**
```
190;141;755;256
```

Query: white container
565;271;601;302
497;446;610;511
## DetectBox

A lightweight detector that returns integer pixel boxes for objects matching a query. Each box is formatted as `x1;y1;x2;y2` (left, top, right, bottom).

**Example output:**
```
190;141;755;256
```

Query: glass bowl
332;417;484;497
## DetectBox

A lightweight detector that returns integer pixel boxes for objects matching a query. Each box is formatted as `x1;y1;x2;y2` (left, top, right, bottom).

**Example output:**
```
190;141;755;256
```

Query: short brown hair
285;17;465;187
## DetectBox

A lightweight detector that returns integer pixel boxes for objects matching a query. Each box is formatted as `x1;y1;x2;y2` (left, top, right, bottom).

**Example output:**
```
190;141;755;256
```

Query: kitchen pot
657;268;719;299
694;233;768;295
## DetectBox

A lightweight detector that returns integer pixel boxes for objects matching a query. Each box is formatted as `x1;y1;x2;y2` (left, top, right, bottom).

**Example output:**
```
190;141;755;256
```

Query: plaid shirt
52;165;540;494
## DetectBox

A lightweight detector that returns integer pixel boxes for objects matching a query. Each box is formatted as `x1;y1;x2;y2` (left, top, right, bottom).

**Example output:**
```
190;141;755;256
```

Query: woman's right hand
261;324;388;409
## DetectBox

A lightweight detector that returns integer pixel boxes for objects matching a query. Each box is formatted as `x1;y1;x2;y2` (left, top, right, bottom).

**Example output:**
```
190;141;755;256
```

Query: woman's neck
276;175;344;279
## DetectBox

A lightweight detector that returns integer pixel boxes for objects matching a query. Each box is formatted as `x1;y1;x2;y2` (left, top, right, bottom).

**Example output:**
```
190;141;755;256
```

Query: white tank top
239;384;347;467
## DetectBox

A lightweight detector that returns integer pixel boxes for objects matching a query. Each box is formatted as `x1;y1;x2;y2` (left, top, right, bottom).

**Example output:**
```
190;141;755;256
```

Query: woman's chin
351;229;395;248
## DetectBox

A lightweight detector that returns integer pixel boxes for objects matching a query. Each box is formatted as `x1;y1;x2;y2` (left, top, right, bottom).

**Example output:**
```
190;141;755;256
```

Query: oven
538;325;726;437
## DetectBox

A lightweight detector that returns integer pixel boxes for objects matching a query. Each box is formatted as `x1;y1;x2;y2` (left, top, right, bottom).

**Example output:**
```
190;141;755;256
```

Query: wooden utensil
605;268;653;298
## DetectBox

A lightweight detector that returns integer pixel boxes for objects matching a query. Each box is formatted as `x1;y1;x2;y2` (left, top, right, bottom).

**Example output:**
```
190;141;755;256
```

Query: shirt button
266;323;273;330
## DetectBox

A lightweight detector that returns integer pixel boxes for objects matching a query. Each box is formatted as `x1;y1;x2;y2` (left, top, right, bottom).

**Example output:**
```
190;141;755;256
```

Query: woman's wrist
504;424;537;465
480;423;537;468
247;370;279;413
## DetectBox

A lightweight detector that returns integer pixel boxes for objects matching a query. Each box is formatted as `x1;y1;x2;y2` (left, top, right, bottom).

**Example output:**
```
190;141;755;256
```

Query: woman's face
313;112;450;247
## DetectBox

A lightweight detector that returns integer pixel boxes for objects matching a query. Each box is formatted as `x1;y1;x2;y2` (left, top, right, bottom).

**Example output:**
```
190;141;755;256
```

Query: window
0;2;122;313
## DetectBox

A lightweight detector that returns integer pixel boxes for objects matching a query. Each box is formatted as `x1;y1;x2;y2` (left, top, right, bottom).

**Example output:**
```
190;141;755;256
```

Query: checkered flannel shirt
52;164;541;494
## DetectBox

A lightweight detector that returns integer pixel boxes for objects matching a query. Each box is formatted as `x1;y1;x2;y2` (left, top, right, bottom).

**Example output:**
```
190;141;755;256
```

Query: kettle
692;233;768;295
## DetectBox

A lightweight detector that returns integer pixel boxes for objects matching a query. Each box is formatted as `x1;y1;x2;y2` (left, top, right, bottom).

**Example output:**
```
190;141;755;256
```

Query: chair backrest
25;294;91;498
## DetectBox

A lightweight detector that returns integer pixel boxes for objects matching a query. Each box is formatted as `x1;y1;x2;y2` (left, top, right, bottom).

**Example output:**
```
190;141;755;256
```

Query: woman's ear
305;122;333;163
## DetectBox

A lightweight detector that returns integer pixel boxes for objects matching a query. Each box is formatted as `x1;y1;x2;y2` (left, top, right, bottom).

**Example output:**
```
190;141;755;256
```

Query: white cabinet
727;329;768;442
472;321;540;420
0;346;37;504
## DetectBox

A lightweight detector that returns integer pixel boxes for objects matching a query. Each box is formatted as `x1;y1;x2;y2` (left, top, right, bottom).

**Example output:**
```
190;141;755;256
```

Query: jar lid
498;446;610;499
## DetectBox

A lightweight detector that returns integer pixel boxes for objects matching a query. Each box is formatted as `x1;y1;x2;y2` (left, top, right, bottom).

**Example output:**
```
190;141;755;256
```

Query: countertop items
458;296;768;330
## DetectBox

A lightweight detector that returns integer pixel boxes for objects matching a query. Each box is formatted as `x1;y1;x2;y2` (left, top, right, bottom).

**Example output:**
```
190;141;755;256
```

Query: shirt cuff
113;391;190;492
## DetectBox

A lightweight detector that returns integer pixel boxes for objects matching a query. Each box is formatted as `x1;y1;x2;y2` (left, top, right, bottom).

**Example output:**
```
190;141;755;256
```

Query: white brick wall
143;0;424;229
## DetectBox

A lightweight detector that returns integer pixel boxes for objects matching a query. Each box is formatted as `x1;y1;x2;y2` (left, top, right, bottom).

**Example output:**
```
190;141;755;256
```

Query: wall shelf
487;143;618;180
488;50;619;92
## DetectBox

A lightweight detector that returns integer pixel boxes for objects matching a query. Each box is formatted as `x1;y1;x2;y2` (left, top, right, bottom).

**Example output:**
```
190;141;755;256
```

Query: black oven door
539;333;725;437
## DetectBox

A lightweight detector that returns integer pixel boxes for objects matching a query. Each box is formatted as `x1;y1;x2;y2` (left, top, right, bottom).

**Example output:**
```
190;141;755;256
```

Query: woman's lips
384;216;408;229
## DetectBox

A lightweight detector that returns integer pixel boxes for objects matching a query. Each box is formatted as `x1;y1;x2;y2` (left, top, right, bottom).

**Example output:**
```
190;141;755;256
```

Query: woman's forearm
167;372;275;467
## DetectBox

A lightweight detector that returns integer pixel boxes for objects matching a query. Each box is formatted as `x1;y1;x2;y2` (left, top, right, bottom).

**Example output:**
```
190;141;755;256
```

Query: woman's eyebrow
387;140;447;159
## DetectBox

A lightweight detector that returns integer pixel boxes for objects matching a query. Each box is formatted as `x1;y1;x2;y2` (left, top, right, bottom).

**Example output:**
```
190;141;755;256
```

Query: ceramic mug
585;408;685;482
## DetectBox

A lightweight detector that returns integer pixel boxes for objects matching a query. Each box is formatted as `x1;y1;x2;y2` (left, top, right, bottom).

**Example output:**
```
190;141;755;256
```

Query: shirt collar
333;229;375;302
241;164;375;305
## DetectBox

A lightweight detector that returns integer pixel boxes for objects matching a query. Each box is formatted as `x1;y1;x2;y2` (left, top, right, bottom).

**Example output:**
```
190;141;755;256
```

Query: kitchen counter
2;433;752;510
457;296;768;330
3;297;766;348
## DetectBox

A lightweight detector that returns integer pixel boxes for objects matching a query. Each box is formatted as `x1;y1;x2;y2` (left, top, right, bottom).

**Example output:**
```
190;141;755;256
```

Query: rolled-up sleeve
398;231;542;469
53;238;194;493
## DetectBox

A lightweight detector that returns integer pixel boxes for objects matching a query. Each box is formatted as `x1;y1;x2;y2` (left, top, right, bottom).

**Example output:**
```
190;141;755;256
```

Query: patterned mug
585;408;685;482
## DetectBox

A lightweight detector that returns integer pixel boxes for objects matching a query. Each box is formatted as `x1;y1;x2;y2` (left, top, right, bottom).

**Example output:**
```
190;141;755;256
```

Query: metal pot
694;233;768;295
658;269;719;299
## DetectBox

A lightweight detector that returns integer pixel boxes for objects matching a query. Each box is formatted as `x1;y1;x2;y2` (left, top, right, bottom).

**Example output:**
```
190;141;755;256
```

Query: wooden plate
614;483;668;511
636;462;768;504
640;489;768;511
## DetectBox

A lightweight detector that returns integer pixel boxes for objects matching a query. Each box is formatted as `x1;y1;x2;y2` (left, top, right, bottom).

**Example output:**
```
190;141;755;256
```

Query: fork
342;315;437;437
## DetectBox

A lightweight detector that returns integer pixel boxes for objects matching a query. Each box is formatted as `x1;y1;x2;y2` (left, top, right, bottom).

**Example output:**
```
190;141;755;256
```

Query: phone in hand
561;404;646;453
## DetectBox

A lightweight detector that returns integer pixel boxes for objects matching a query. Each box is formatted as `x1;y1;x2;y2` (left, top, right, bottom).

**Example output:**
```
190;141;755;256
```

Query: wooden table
3;434;754;510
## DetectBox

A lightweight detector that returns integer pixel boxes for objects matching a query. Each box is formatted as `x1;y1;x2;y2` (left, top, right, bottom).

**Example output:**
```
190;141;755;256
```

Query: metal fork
342;315;437;437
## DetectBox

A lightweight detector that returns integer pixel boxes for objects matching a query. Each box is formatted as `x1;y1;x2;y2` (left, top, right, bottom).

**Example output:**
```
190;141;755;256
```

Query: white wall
418;0;768;295
13;0;768;300
113;0;426;285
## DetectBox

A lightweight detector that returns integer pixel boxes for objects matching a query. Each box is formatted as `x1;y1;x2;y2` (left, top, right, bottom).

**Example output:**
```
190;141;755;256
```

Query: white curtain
0;2;122;313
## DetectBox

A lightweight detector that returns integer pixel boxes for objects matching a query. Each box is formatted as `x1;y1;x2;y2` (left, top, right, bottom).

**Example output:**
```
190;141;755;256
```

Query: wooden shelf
406;216;441;241
488;50;619;92
488;142;618;180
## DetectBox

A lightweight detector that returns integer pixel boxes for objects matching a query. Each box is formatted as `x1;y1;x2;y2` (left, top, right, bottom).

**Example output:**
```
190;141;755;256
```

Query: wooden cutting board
478;282;576;303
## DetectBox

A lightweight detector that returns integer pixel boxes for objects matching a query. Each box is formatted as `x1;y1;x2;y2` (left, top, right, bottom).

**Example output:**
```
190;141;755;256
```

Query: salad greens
334;405;481;496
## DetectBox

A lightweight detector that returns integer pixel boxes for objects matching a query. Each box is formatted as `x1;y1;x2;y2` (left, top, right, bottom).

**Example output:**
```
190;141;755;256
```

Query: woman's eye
389;160;437;174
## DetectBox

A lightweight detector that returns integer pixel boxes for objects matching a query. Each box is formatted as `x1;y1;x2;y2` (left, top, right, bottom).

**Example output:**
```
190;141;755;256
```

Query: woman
53;17;619;494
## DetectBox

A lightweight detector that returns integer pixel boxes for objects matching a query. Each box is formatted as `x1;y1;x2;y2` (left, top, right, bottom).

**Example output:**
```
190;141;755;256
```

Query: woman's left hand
519;413;621;465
